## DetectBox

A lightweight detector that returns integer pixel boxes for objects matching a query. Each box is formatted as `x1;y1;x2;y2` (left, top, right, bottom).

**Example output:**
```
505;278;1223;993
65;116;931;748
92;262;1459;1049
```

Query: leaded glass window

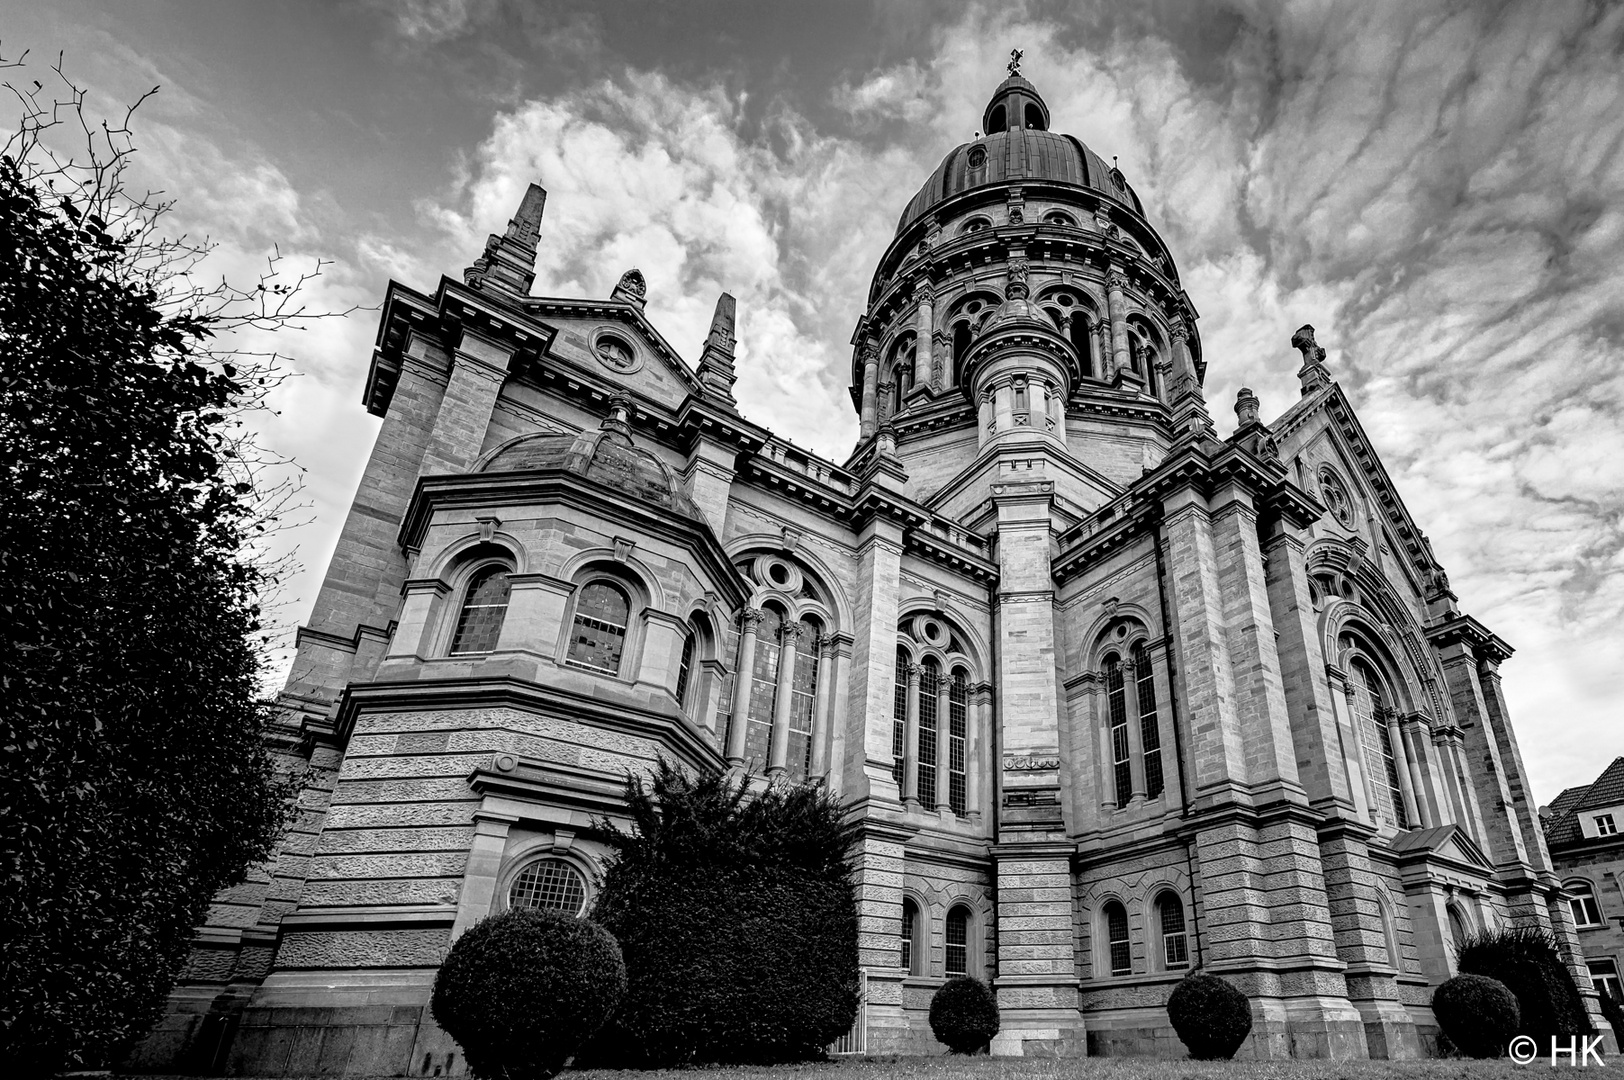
946;906;969;977
1159;893;1189;969
892;647;909;789
449;567;511;655
508;858;586;915
786;619;820;781
1106;654;1131;806
1105;901;1131;976
918;659;940;806
1350;661;1407;829
566;581;630;673
1134;642;1163;798
675;628;695;708
901;898;918;975
949;670;968;815
743;607;784;770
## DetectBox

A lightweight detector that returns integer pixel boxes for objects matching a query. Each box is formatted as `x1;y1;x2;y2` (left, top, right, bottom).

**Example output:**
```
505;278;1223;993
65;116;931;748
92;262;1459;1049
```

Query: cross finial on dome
1008;48;1023;77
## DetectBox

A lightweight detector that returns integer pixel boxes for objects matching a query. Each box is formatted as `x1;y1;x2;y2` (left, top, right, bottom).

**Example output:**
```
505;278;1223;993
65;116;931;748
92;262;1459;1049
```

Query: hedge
1167;972;1253;1060
929;977;1000;1053
1433;973;1519;1058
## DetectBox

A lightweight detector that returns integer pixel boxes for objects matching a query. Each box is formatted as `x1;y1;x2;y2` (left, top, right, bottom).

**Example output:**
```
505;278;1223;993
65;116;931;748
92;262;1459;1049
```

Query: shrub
1432;973;1520;1058
929;977;1000;1053
1457;927;1592;1043
1167;972;1253;1060
586;762;860;1066
1599;992;1624;1050
431;908;626;1080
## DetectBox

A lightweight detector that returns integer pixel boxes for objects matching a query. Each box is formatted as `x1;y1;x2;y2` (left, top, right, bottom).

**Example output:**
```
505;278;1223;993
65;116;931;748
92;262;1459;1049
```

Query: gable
523;300;700;412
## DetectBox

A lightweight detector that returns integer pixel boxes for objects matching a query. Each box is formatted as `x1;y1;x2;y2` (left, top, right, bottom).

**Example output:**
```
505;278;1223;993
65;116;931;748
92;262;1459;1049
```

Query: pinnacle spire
695;292;739;407
464;183;547;295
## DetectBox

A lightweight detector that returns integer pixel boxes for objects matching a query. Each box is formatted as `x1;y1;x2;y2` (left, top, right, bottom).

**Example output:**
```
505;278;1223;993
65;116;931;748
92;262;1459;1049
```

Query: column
914;284;934;390
968;687;989;824
1399;715;1437;827
935;671;952;813
843;522;905;801
933;330;952;390
1105;267;1129;381
810;634;839;777
902;663;921;809
859;341;880;440
725;609;761;765
1382;708;1422;828
419;330;513;476
387;580;450;660
993;380;1013;431
978;391;994;448
492;573;575;659
450;812;516;940
767;622;801;776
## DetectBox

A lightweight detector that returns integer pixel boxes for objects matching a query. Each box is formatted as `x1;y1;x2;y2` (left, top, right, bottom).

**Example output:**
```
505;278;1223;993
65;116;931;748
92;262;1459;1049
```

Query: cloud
367;0;499;44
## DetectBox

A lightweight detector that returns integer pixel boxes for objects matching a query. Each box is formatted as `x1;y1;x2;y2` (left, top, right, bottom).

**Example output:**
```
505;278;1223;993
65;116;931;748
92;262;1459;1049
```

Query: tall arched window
1349;660;1407;829
1377;894;1402;971
1157;892;1189;970
1568;880;1604;927
952;322;972;370
1133;642;1164;798
1105;654;1131;806
901;898;920;975
675;626;696;708
785;617;821;781
566;581;630;674
1070;313;1094;379
946;906;970;977
892;647;909;789
1447;905;1469;957
1103;901;1131;976
741;605;785;770
949;670;969;814
918;658;940;806
449;566;511;656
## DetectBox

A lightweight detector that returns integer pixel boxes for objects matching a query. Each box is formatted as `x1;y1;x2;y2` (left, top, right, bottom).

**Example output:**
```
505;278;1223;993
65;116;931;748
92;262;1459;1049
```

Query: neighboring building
133;67;1595;1075
1545;757;1624;1005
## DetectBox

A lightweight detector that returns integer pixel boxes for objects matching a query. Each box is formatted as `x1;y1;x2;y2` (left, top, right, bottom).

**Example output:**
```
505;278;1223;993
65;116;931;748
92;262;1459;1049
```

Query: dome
481;399;701;521
895;75;1143;235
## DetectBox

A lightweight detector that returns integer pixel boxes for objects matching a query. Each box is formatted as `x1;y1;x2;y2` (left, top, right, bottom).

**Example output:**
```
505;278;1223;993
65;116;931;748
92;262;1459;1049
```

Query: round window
967;146;987;169
1056;294;1074;308
508;858;587;915
591;331;641;374
768;562;791;587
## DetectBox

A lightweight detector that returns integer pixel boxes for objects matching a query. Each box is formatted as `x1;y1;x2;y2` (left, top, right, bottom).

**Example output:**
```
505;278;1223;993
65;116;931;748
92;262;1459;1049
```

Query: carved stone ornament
612;268;647;305
1317;466;1357;528
1008;206;1024;225
1004;755;1061;772
1007;259;1030;300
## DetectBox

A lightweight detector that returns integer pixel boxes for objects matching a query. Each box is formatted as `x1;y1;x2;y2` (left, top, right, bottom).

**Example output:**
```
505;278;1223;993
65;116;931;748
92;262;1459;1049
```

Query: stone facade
130;71;1591;1076
1544;758;1624;1010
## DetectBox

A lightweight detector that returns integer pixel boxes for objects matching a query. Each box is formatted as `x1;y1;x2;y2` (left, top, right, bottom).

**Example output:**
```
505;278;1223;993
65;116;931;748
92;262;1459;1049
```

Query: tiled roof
1577;756;1624;812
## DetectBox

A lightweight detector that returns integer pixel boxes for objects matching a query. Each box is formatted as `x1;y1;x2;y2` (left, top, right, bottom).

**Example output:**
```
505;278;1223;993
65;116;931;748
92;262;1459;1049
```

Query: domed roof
480;400;701;521
895;74;1143;235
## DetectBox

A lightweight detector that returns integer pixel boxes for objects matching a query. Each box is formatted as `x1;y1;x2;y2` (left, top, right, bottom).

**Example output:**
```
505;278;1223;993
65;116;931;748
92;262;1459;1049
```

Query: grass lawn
134;1058;1549;1080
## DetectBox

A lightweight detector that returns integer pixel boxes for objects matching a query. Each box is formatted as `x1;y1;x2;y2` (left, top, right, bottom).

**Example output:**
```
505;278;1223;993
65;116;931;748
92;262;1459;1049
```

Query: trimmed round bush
1167;972;1253;1060
929;977;1000;1053
431;907;626;1080
1433;973;1520;1058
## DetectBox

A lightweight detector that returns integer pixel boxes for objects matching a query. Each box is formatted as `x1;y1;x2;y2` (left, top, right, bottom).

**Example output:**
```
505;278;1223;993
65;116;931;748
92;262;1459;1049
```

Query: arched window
1157;892;1189;970
449;566;511;656
1103;901;1131;976
901;898;920;976
1447;905;1469;956
946;906;971;977
1133;642;1164;798
1024;103;1045;130
1104;653;1131;806
785;617;821;781
1349;660;1407;829
949;670;969;815
508;858;587;915
740;605;786;770
918;658;940;804
987;104;1007;134
1568;880;1604;928
566;580;630;674
1377;894;1402;971
673;627;694;704
892;646;909;789
952;322;972;371
1070;312;1094;379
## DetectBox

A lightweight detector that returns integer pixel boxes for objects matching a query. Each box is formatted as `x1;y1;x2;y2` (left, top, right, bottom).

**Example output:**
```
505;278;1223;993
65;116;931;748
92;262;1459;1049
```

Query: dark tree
587;761;862;1066
1457;927;1594;1043
0;57;331;1074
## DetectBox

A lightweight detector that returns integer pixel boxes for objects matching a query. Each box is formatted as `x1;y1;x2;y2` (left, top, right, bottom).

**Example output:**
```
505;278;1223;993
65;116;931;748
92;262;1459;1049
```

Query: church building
136;66;1593;1075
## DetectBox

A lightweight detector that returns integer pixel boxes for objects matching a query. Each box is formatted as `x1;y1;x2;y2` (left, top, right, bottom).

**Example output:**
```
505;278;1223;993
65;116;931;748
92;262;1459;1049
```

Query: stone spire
695;292;739;407
464;183;547;296
1292;324;1332;396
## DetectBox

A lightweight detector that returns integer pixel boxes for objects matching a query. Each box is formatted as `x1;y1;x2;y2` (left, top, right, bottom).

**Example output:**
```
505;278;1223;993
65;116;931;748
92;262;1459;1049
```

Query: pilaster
843;521;905;802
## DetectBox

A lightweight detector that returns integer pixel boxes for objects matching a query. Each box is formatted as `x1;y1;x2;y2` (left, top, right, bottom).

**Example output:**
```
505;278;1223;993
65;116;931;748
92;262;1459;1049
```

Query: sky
4;0;1621;807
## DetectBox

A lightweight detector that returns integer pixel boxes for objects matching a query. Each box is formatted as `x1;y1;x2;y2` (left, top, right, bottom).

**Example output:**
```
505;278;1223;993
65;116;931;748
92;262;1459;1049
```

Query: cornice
1424;612;1513;663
